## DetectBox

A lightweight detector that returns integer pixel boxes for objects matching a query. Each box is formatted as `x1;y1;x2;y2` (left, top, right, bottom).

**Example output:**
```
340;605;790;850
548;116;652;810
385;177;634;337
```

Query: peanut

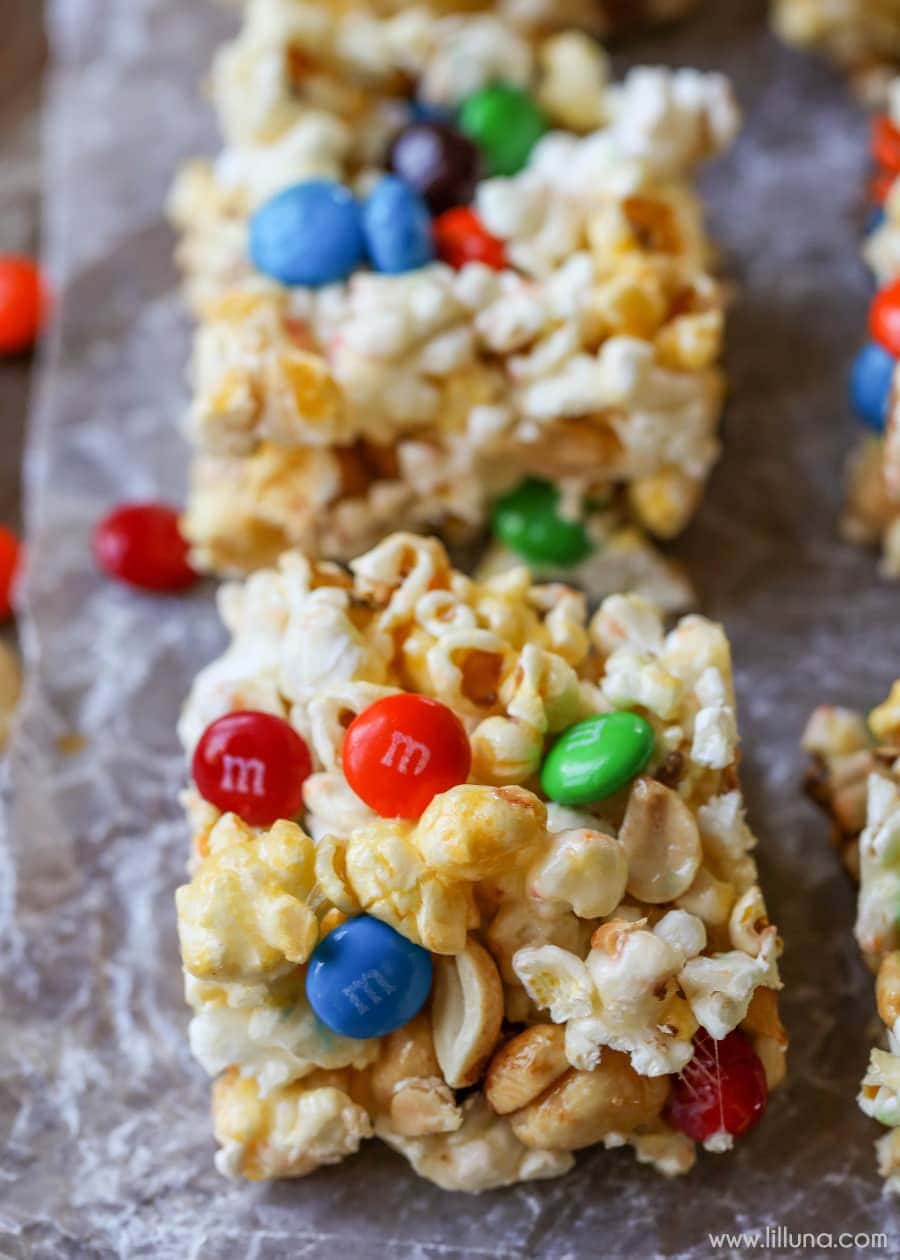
620;778;701;904
510;1051;670;1151
485;1024;569;1116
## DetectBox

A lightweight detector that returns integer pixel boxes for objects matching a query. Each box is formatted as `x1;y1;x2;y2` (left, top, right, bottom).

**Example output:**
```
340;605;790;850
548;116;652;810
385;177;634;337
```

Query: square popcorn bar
168;0;738;607
846;84;900;575
804;689;900;1193
772;0;900;94
176;532;786;1190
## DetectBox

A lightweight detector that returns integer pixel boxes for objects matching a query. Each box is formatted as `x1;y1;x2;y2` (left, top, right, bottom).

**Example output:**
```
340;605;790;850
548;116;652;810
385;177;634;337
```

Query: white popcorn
602;648;683;719
513;944;595;1023
189;996;378;1096
214;1078;373;1181
691;702;738;769
679;929;782;1040
654;909;708;963
527;828;628;919
516;919;704;1078
610;67;740;177
860;1049;900;1129
419;17;533;108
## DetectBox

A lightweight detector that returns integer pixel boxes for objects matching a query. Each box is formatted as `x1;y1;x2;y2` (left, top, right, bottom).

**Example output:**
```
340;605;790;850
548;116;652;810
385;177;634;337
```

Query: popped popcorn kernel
176;816;318;983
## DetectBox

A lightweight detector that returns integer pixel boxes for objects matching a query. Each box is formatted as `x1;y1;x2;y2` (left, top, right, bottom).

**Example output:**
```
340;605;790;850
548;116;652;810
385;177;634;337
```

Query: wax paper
2;0;900;1256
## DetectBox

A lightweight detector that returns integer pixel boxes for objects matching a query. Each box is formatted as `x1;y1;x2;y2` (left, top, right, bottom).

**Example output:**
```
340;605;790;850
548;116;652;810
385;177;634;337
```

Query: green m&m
540;712;655;806
492;477;593;567
458;85;548;177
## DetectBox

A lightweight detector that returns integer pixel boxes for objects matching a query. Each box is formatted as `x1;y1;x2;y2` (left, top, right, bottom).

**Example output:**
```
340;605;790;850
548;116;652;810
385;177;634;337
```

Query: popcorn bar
772;0;900;92
176;533;786;1189
803;688;900;1194
168;0;738;607
845;83;900;575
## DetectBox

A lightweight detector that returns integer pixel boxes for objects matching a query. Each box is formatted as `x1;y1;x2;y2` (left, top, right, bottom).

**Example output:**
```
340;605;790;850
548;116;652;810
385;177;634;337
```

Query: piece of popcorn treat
772;0;900;96
175;532;787;1188
803;686;900;1193
169;0;737;606
840;83;900;576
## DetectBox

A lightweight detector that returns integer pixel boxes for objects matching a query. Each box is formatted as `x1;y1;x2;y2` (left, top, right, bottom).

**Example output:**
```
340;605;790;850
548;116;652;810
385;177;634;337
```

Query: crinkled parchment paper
3;0;900;1255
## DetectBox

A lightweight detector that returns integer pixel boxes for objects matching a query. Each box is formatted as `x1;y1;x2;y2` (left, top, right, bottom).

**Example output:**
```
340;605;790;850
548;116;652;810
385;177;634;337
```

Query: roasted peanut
432;938;504;1088
620;778;701;904
485;1024;569;1116
510;1051;669;1151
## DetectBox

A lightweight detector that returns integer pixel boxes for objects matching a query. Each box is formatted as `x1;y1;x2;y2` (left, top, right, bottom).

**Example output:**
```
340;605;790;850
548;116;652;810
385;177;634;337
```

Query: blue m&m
362;177;435;275
305;915;432;1039
850;341;895;432
249;179;366;287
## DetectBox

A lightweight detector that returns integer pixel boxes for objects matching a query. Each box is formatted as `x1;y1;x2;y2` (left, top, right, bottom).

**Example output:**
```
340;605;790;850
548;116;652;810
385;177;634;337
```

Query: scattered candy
305;914;433;1039
192;710;312;826
870;279;900;356
540;711;655;806
872;114;900;175
249;180;366;287
0;527;22;621
666;1029;768;1143
93;502;198;592
850;340;895;431
388;120;481;214
343;693;471;819
362;177;435;275
0;256;44;356
458;84;548;177
432;206;506;271
492;477;593;566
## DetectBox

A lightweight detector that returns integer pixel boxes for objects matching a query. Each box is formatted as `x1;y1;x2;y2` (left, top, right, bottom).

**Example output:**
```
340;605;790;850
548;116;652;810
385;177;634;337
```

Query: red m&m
0;527;22;621
872;115;900;175
432;207;507;271
665;1028;768;1144
93;502;198;593
870;280;900;357
342;694;471;819
192;710;313;826
0;256;45;356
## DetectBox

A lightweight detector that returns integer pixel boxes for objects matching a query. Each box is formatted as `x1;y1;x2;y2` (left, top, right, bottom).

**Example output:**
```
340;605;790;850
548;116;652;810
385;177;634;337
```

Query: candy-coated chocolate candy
866;206;887;237
192;710;312;826
409;99;453;125
249;180;366;287
432;206;506;270
388;121;481;213
458;84;548;176
872;114;900;174
0;256;45;356
666;1029;768;1143
492;477;593;567
343;693;471;819
870;280;900;357
540;711;654;806
362;177;435;274
0;527;21;621
93;502;197;592
306;914;433;1039
850;341;895;432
